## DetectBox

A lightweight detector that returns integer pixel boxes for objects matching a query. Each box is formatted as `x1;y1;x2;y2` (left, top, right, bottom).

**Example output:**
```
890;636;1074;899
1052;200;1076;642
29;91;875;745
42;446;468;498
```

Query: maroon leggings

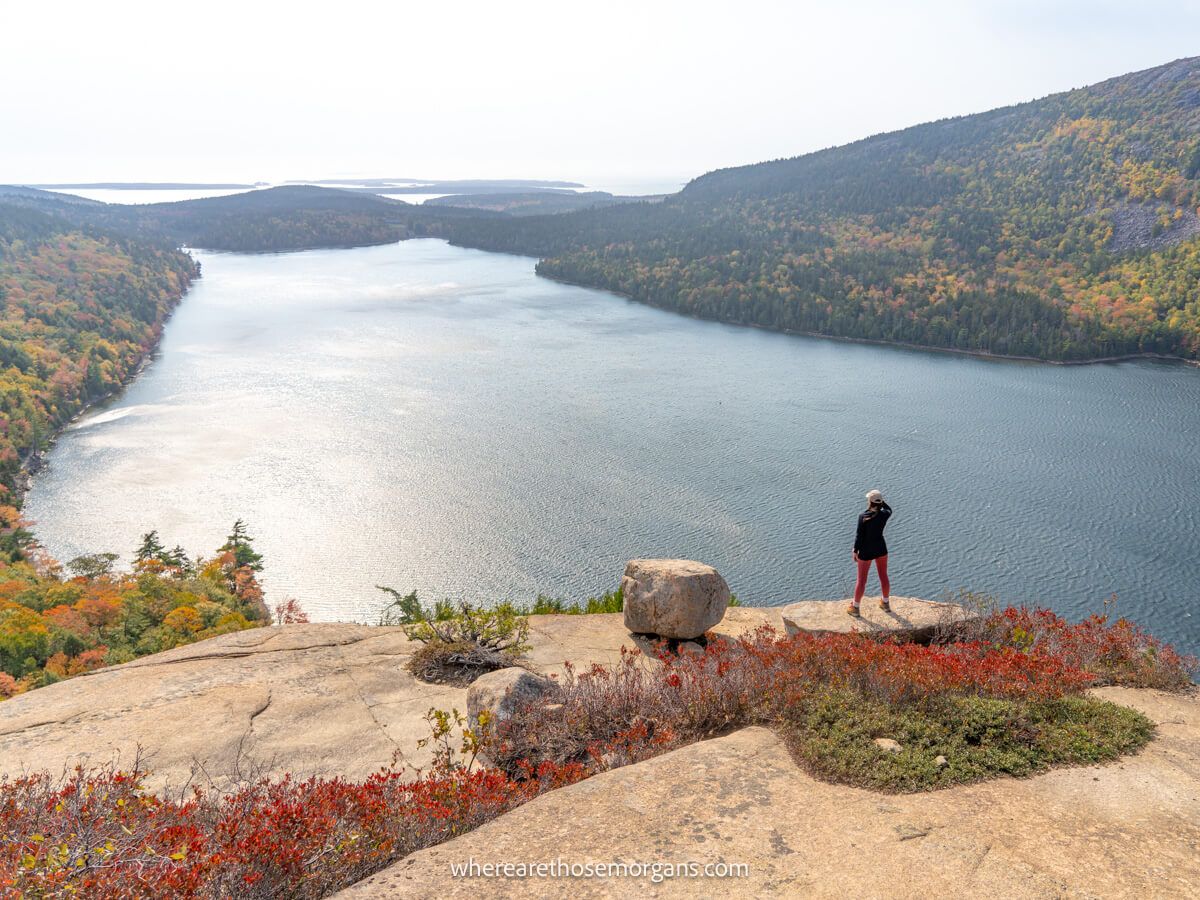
854;555;889;604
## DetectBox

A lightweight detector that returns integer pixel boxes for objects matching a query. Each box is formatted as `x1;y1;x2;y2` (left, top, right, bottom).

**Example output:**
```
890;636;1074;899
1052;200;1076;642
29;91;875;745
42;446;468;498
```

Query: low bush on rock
525;589;625;615
974;605;1196;690
378;587;629;622
377;591;530;685
525;589;738;615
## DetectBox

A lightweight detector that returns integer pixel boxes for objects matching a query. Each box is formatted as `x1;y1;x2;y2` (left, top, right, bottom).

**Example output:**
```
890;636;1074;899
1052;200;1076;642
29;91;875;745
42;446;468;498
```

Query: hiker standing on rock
849;489;891;617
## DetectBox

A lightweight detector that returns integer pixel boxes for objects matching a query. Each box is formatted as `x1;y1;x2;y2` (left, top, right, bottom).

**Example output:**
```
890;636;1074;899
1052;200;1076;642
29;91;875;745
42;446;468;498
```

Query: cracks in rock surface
82;632;388;675
339;644;403;754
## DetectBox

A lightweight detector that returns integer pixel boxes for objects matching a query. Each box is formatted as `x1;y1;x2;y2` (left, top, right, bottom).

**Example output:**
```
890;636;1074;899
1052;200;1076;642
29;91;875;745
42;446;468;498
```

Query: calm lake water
24;240;1200;656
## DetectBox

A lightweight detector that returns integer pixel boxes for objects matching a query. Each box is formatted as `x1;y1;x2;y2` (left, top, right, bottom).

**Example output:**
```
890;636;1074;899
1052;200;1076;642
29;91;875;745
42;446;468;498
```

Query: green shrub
377;587;455;625
781;691;1153;792
378;585;736;622
389;595;531;685
524;589;624;615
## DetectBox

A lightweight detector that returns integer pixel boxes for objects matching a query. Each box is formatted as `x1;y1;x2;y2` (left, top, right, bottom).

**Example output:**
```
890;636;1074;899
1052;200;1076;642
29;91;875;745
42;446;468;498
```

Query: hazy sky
4;0;1199;187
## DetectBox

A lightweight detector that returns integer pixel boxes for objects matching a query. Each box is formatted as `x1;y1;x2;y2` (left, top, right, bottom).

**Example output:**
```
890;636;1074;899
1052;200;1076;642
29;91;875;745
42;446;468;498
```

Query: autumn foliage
486;611;1193;791
0;206;198;510
977;605;1197;691
0;756;585;899
0;519;276;695
441;59;1200;361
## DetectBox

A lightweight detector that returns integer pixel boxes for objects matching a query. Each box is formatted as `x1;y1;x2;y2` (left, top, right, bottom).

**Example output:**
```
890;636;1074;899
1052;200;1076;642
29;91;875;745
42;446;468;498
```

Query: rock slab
781;596;975;643
621;558;730;639
0;612;781;792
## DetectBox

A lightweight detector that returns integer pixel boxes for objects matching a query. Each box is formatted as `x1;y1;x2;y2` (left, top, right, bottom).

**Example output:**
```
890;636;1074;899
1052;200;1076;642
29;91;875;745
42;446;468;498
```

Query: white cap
865;489;883;504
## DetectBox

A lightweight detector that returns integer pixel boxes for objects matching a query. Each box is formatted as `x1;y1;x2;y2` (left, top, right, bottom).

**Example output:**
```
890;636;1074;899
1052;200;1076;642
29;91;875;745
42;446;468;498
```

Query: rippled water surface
24;240;1200;656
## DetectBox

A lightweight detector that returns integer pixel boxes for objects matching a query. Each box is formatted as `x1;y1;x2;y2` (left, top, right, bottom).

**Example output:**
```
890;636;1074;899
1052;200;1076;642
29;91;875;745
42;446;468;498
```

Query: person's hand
852;550;859;561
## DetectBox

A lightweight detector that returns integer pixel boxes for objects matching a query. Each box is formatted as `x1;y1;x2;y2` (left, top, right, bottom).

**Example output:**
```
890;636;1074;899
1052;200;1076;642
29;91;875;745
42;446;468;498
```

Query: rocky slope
4;610;1198;897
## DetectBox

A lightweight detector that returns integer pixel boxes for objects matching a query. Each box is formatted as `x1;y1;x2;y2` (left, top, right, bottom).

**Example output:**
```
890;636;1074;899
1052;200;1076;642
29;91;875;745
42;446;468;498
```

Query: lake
24;240;1200;657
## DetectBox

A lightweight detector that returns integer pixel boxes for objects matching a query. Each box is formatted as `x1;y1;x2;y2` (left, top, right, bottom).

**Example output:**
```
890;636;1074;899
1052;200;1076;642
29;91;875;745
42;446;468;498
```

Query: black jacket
854;501;892;561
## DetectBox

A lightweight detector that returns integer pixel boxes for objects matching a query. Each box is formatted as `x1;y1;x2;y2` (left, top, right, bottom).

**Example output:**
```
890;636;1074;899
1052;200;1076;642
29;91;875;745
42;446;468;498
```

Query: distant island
427;190;663;216
290;177;586;191
30;182;257;190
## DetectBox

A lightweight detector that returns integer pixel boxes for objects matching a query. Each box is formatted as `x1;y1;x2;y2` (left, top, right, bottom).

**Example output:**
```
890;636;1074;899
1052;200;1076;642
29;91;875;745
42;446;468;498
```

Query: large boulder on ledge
621;558;730;639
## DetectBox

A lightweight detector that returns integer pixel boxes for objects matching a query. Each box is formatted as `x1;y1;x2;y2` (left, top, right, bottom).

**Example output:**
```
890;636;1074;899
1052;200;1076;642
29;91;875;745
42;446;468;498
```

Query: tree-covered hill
0;186;440;253
0;204;197;516
439;57;1200;361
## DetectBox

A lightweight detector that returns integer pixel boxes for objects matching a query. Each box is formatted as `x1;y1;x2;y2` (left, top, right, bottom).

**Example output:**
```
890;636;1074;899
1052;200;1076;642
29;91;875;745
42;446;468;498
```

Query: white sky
3;0;1199;187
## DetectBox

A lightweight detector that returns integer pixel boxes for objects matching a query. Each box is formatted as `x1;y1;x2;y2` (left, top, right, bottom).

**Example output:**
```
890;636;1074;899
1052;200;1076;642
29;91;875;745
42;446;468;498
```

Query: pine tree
220;519;264;572
134;531;167;565
164;545;193;574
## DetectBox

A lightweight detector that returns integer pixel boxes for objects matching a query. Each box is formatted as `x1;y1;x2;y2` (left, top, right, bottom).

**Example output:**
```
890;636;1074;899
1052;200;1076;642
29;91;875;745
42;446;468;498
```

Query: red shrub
273;598;310;625
0;671;19;699
488;617;1179;774
763;630;1098;704
981;606;1198;690
0;758;587;898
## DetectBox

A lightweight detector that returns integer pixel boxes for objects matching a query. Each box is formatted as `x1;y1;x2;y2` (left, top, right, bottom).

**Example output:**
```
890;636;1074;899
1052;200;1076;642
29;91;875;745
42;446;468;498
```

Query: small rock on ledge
466;668;559;731
621;558;731;640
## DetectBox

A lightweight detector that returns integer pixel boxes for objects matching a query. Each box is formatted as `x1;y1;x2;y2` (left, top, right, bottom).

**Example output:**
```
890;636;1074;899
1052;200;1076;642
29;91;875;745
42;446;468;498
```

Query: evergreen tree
220;519;263;572
164;545;193;574
134;531;167;565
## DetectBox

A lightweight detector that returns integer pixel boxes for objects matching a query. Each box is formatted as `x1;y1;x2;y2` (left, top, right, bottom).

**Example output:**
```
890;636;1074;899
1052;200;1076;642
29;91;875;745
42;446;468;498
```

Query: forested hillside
0;186;433;253
441;57;1200;361
0;206;197;518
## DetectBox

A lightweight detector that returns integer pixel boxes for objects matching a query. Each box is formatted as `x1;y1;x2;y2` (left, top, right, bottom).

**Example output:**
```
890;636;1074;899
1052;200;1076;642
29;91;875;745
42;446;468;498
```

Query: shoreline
18;240;1200;665
533;269;1200;369
16;264;200;504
